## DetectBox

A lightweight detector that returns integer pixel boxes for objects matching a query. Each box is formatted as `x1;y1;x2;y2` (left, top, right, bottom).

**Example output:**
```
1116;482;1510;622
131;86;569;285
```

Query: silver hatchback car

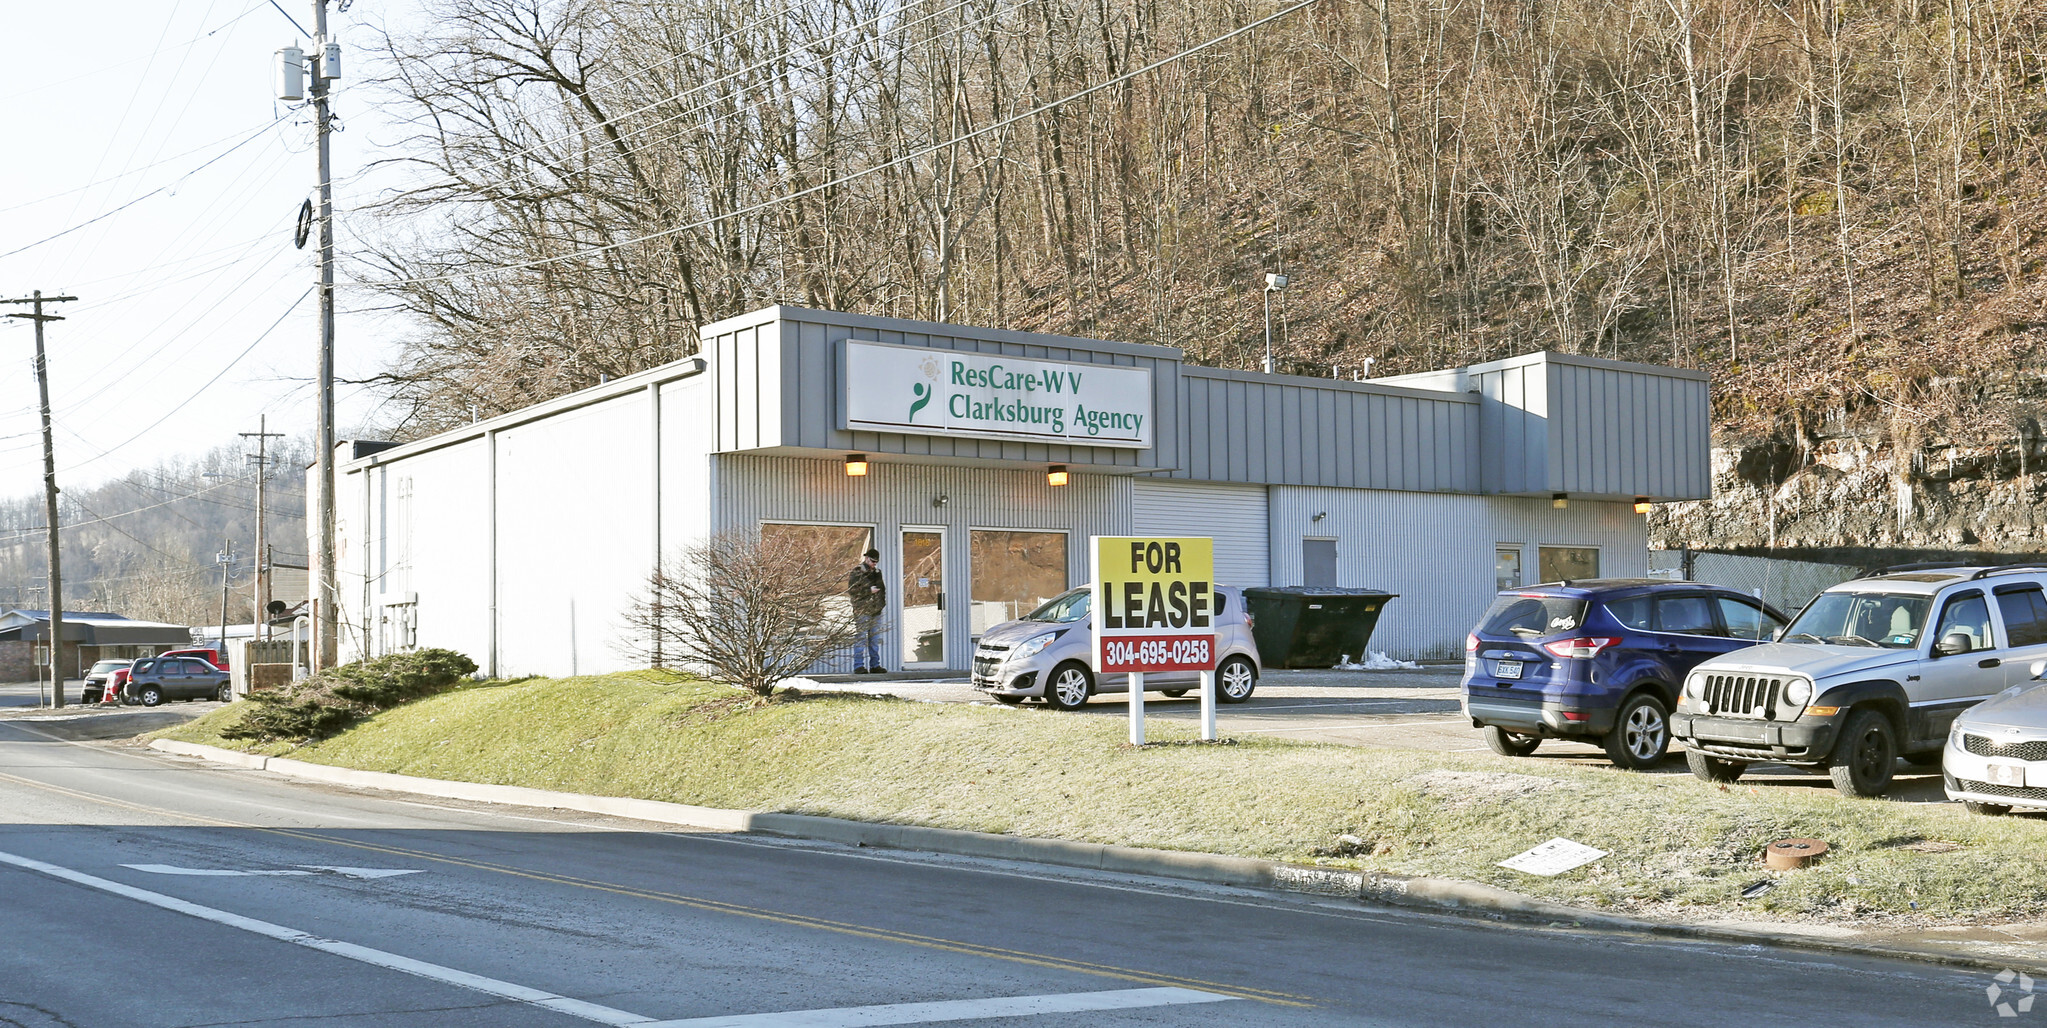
970;585;1262;709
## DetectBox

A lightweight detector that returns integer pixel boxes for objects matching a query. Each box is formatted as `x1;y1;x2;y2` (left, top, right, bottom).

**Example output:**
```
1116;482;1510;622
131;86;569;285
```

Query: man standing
847;548;885;673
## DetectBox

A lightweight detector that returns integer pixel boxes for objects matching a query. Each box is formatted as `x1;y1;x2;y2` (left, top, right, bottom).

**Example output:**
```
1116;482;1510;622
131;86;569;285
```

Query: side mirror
2031;658;2046;681
1937;632;1974;657
1770;627;1784;642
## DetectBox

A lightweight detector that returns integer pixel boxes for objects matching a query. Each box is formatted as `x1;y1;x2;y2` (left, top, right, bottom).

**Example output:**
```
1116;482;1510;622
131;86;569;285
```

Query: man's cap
863;548;881;560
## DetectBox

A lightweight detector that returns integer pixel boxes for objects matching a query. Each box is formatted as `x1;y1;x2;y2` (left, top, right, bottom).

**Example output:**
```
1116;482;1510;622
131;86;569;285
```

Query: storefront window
970;530;1068;638
760;523;875;672
1496;547;1523;591
1538;546;1599;583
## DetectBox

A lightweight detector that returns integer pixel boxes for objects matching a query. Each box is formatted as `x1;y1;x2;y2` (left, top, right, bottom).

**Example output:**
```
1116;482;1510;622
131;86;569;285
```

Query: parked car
1943;658;2047;815
970;585;1262;710
81;660;132;704
1462;579;1789;770
157;646;230;671
1673;564;2047;797
122;655;232;706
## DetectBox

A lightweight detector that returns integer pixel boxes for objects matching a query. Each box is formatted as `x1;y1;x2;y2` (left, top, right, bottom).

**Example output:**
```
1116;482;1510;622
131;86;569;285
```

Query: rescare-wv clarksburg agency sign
841;340;1153;448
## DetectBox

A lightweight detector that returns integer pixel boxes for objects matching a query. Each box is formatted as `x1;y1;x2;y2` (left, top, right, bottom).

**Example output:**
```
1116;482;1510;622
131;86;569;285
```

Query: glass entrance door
901;529;946;667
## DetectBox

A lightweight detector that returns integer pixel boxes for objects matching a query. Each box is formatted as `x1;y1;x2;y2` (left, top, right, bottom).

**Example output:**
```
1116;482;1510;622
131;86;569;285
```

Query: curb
148;739;2047;976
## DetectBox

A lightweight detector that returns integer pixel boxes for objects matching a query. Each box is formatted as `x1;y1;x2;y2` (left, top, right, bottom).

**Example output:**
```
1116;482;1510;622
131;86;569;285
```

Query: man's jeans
857;617;882;670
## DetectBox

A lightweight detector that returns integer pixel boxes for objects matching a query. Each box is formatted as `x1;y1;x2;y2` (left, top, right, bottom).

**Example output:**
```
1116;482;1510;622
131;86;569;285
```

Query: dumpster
1242;587;1398;669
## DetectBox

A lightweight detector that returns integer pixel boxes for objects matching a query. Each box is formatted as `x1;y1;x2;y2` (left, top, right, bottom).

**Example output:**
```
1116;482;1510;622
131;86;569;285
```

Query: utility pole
241;416;285;641
3;291;77;707
284;0;341;668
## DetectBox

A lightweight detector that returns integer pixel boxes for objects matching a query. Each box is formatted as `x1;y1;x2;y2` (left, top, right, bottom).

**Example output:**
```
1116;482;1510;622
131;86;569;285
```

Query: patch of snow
1333;651;1420;670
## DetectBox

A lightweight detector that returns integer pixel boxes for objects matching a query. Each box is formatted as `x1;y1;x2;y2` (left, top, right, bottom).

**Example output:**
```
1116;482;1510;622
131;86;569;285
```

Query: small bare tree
621;532;862;699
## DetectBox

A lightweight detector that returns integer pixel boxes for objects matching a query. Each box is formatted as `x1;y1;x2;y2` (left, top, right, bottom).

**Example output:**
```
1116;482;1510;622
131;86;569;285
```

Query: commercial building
318;305;1709;677
0;609;193;681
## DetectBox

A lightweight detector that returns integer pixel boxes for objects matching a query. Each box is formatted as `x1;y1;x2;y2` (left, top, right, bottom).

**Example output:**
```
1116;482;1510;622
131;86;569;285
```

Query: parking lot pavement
796;667;1952;802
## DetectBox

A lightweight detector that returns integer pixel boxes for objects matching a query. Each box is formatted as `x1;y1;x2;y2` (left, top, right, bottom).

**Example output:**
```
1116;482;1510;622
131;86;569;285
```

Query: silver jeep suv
1672;564;2047;797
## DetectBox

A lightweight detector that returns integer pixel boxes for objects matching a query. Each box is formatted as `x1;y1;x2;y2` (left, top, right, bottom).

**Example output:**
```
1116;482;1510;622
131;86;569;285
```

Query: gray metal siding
1549;361;1711;500
1131;480;1270;587
1174;369;1477;492
713;453;1133;669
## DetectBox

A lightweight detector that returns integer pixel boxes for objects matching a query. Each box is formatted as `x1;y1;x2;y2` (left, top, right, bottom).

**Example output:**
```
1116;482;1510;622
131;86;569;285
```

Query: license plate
1495;660;1524;680
1984;761;2027;788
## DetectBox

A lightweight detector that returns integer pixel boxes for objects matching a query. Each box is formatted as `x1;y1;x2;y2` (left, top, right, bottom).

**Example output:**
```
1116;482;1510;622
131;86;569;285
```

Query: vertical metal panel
712;454;1133;670
1269;487;1647;659
1543;358;1710;500
1171;367;1478;492
1131;481;1269;587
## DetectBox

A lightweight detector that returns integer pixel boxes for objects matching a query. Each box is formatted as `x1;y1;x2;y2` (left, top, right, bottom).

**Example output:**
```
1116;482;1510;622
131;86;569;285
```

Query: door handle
1979;657;2001;669
936;592;945;611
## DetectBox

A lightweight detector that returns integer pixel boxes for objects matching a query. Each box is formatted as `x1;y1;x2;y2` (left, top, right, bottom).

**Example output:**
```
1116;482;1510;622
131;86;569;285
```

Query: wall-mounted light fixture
1046;464;1069;487
1633;496;1652;515
1552;492;1569;509
1311;511;1327;522
844;453;869;477
932;494;949;508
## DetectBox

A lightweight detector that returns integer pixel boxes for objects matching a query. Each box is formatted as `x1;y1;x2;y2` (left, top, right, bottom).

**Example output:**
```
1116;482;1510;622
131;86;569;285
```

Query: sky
0;0;415;495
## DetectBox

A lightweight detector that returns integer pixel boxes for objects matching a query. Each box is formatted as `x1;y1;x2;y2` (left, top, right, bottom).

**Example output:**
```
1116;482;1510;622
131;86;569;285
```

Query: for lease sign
841;339;1153;448
1090;536;1216;674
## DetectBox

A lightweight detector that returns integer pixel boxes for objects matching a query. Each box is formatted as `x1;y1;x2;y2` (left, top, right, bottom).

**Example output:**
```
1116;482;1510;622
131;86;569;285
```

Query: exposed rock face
1654;424;2047;560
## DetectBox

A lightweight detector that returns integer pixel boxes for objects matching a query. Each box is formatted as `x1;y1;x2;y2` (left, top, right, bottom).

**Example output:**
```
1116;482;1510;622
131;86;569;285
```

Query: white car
1944;658;2047;814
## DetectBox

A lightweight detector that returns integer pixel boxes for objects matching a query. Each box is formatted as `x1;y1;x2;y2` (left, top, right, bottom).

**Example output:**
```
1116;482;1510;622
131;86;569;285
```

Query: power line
360;0;1326;291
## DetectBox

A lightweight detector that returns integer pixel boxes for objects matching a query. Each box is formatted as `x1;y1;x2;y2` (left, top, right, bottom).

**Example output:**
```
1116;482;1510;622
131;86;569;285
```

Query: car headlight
1684;674;1705;699
1783;678;1812;707
1012;633;1058;659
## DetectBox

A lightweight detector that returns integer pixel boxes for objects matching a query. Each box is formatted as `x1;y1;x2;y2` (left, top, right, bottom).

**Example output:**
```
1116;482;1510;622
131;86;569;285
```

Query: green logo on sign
908;381;932;422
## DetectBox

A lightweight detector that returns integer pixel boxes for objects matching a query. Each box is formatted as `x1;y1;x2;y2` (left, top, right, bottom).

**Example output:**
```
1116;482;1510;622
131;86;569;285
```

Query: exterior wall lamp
1633;496;1652;515
844;453;868;477
1552;493;1568;509
1046;464;1069;487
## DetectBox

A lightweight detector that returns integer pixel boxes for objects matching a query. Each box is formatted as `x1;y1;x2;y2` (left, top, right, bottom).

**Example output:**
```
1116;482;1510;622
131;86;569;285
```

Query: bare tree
619;532;862;699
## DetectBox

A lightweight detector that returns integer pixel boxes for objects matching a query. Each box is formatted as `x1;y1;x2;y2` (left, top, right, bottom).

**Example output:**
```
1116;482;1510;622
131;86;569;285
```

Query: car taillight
1465;633;1480;652
1542;637;1622;659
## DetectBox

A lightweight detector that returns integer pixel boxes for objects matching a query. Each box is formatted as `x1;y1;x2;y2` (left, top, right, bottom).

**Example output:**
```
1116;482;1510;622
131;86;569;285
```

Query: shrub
222;648;479;743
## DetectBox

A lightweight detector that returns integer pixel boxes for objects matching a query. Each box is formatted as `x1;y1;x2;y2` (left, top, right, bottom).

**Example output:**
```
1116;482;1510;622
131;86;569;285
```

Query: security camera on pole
276;4;342;668
1262;273;1287;375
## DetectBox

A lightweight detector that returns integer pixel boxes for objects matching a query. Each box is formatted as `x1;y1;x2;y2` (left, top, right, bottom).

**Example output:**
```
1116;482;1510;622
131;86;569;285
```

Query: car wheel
216;684;233;703
1827;709;1897;797
1602;692;1671;770
1964;801;2012;816
1685;748;1746;782
1043;662;1093;711
137;686;163;708
1482;725;1541;757
1216;658;1257;703
1161;689;1188;698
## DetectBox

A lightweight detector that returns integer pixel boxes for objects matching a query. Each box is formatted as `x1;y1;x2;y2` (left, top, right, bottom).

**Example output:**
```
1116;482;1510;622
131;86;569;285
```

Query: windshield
1023;588;1091;624
89;661;126;673
1478;594;1589;639
1782;591;1931;648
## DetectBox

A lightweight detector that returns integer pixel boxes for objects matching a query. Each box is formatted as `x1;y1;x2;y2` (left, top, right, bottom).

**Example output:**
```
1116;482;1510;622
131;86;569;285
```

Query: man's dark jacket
848;563;885;617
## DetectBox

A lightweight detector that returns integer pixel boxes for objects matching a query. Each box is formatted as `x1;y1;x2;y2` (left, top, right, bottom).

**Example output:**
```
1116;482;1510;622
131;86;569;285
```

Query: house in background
0;610;192;681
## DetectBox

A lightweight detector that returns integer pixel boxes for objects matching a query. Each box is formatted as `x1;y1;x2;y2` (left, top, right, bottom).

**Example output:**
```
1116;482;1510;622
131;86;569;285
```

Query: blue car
1462;579;1789;769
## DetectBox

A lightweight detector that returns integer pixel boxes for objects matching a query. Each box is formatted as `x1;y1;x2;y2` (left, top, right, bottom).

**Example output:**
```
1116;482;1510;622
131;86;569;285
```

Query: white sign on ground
842;340;1153;448
1496;838;1608;877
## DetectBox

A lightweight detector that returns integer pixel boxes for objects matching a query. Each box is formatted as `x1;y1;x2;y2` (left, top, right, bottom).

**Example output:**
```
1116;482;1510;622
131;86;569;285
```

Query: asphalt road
0;717;2015;1027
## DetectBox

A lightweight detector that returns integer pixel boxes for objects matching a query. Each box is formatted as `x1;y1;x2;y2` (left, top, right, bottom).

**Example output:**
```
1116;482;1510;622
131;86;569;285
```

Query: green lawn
155;671;2047;926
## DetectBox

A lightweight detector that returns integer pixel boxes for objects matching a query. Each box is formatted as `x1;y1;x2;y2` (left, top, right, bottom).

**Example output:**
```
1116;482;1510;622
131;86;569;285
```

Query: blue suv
1462;579;1789;769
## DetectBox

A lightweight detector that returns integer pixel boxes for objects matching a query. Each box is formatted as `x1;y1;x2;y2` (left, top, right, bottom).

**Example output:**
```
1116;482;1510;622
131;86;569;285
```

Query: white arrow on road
123;864;423;880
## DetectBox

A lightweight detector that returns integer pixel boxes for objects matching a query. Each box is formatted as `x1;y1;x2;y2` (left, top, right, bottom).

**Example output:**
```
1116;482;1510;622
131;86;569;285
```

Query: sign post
1090;536;1217;746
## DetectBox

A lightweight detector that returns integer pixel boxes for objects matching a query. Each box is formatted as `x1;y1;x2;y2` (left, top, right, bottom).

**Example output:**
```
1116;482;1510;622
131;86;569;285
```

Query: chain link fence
1647;549;1861;616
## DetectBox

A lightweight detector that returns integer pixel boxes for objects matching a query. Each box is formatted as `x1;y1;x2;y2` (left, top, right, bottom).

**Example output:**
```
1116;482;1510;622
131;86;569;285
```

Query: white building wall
495;395;656;678
374;439;491;663
1268;488;1645;659
1131;480;1270;587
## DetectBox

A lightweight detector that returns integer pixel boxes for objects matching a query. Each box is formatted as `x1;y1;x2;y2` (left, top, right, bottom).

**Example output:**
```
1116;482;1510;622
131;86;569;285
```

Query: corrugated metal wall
714;453;1132;668
1174;370;1478;492
369;440;492;665
1268;488;1646;659
704;305;1181;471
1131;480;1269;586
1547;359;1711;500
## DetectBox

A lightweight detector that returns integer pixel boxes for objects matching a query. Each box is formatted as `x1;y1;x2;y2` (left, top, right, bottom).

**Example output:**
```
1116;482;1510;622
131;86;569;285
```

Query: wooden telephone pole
241;416;285;641
3;291;77;706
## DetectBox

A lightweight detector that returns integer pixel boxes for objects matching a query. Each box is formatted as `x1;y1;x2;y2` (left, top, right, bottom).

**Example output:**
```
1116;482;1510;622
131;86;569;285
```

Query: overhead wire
358;0;1327;292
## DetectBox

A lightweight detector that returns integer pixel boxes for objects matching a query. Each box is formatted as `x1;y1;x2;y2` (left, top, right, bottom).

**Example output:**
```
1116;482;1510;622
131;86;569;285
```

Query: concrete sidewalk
145;735;2047;976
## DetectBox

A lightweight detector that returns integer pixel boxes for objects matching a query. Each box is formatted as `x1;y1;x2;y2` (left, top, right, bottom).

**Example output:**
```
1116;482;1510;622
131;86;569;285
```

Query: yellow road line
0;766;1314;1007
